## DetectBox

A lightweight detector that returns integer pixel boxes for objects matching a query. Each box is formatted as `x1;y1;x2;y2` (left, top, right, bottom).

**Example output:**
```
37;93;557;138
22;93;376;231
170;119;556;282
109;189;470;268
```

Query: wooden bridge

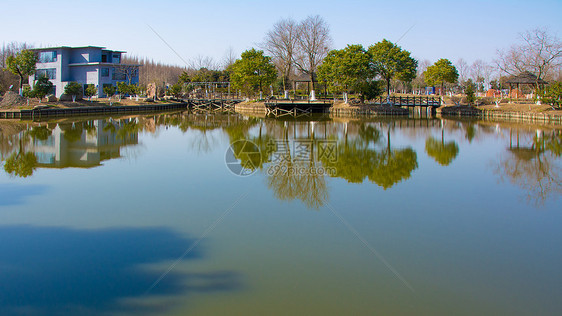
264;100;333;117
372;96;442;107
185;99;244;113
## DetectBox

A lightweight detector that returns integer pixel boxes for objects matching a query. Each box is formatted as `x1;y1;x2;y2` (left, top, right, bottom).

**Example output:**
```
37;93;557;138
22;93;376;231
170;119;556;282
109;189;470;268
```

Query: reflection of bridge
184;99;244;114
264;100;333;117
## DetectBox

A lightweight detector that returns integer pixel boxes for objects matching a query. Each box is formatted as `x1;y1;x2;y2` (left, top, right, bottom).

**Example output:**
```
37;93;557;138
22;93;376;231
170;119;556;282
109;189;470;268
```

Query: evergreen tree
424;59;459;95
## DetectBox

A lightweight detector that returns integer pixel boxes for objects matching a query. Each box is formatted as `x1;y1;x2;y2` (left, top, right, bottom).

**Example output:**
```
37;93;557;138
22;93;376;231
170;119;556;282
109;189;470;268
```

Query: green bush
543;82;562;108
64;82;83;97
84;84;97;100
33;76;53;100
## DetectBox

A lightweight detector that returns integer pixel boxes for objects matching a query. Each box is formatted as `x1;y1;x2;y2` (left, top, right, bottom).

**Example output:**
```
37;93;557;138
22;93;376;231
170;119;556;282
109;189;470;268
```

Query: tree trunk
386;78;391;104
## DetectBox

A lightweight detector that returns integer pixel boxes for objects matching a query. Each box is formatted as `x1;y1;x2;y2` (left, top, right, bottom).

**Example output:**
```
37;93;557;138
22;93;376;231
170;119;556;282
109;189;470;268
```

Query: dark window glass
101;68;109;77
38;51;57;63
35;68;56;79
112;68;126;81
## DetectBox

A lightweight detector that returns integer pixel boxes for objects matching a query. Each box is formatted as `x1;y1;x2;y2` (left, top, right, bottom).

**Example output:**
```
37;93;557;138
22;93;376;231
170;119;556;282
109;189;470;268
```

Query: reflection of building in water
27;120;138;168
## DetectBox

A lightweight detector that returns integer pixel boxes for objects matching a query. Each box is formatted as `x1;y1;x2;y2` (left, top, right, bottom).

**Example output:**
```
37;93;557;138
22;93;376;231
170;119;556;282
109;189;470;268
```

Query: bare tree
470;59;493;91
261;18;299;93
412;59;430;94
114;64;140;85
496;28;562;85
122;55;187;86
190;55;218;71
221;46;238;70
455;58;469;84
293;15;333;97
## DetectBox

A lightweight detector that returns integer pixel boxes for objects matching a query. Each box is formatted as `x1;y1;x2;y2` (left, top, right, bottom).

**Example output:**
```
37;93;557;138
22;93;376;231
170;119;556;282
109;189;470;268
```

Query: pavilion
505;71;548;98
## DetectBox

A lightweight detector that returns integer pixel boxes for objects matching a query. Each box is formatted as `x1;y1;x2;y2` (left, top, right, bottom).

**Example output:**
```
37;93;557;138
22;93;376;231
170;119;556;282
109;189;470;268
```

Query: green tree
117;81;129;97
128;84;139;96
32;76;53;102
368;39;417;102
84;84;97;101
542;81;562;109
464;79;476;105
317;44;378;102
168;83;183;98
64;82;82;102
424;58;459;95
5;49;38;91
230;48;277;97
103;85;116;99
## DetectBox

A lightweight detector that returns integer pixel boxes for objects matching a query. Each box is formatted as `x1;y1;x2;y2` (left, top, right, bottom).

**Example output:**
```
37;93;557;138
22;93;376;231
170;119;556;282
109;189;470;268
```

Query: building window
101;68;109;77
113;54;120;64
102;54;108;62
38;51;57;63
112;68;126;81
36;68;56;79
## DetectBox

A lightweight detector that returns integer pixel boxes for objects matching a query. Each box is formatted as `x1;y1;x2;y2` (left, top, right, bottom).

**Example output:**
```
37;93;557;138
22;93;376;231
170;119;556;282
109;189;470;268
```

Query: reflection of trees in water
324;124;418;190
3;132;36;178
425;130;459;166
156;113;260;155
2;125;53;177
0;122;28;159
493;129;562;206
265;134;328;209
4;152;37;178
369;129;418;189
28;126;52;141
1;118;145;177
60;123;84;143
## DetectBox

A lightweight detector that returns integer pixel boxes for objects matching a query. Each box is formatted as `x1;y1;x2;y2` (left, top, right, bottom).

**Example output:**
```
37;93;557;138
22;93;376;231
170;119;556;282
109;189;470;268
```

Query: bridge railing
372;96;441;107
264;99;332;106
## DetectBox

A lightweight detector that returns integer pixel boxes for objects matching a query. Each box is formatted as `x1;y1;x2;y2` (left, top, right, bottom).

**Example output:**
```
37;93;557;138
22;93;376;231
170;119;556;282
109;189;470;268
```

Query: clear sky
1;0;561;67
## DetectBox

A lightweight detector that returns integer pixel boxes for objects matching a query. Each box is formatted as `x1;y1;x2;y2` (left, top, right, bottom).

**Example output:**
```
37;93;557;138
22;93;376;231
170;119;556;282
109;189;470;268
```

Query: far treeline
2;16;562;107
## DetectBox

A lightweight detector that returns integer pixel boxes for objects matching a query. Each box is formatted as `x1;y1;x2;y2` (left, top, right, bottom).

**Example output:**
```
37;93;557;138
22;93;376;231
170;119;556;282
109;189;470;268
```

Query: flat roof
30;46;127;53
67;62;141;67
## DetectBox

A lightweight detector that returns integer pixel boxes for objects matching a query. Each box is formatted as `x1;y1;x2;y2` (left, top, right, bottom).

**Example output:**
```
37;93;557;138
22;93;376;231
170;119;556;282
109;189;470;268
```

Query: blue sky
1;0;561;67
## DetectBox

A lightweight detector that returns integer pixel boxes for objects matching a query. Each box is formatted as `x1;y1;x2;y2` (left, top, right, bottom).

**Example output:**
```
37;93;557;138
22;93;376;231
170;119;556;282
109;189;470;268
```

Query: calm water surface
0;112;561;315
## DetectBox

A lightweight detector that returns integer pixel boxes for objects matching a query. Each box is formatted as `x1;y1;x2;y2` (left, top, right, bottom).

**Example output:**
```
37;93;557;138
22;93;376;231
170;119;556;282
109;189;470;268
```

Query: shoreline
0;101;187;119
2;100;562;126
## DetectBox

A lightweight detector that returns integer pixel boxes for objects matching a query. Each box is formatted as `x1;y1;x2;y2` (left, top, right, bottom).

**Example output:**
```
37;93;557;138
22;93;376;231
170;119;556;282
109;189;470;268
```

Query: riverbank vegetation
1;19;561;112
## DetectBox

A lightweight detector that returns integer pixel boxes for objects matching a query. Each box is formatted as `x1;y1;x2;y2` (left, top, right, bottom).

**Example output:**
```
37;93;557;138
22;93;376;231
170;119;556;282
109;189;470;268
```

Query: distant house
29;46;140;98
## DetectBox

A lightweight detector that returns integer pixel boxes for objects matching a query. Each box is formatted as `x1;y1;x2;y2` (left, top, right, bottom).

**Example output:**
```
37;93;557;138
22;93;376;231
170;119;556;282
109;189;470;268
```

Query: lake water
1;112;561;315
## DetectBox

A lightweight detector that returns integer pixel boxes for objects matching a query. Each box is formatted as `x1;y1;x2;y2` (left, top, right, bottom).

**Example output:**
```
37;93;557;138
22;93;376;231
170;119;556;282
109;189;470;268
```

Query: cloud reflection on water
0;225;243;315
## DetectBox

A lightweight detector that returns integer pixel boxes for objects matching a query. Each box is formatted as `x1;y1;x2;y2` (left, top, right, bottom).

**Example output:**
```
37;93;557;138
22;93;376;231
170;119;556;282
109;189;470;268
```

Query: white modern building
29;46;140;98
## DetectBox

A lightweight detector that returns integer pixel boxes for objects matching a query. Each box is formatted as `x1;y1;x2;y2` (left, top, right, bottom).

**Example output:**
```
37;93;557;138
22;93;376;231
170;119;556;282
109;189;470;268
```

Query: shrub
543;82;562;108
32;76;53;101
84;84;97;100
103;85;116;98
